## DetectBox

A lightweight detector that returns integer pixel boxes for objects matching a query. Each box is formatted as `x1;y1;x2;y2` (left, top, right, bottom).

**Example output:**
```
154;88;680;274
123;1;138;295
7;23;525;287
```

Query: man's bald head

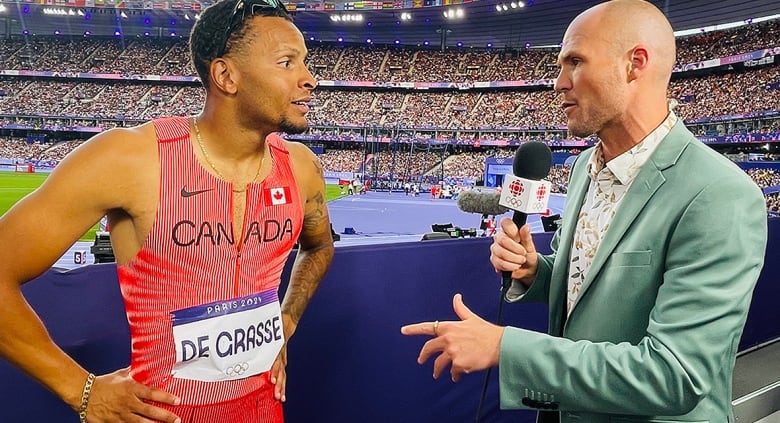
568;0;676;85
554;0;678;144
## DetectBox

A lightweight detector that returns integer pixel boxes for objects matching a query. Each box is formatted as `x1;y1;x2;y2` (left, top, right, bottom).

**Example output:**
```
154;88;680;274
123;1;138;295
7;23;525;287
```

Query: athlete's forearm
0;283;88;410
282;162;334;327
281;243;334;326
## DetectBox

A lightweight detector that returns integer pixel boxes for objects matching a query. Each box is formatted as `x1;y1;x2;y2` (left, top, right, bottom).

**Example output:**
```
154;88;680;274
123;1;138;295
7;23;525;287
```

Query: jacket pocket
609;250;652;267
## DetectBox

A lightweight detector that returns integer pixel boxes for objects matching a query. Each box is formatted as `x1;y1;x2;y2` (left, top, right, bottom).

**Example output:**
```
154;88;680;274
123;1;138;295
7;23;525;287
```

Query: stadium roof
1;0;778;48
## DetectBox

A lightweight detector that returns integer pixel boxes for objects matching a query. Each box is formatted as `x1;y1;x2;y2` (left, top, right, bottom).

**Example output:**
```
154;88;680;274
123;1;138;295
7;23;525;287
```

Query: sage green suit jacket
499;121;768;422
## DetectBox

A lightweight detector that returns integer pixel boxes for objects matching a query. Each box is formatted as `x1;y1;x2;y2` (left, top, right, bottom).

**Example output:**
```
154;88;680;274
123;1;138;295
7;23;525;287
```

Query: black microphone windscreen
513;141;553;180
457;190;509;215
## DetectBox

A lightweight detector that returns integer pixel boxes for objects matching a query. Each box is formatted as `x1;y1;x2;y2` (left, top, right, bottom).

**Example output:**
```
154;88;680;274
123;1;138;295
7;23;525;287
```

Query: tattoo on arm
301;157;326;232
282;246;333;325
283;209;333;324
303;191;326;232
312;159;323;178
283;185;333;325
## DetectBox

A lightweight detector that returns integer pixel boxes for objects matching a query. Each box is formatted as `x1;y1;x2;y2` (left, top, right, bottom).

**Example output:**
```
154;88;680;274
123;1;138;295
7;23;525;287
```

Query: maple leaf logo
266;187;291;206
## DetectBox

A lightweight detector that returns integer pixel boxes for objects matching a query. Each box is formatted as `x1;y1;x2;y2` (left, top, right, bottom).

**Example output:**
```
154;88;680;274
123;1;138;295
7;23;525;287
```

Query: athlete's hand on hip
83;367;181;422
270;345;288;402
270;314;296;402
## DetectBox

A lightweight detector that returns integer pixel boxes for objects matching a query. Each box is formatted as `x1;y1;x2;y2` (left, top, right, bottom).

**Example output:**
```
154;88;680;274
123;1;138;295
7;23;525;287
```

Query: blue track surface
329;190;566;246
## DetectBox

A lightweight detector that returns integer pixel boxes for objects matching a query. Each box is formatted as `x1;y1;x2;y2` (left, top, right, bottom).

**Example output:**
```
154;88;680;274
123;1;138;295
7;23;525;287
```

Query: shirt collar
587;111;678;185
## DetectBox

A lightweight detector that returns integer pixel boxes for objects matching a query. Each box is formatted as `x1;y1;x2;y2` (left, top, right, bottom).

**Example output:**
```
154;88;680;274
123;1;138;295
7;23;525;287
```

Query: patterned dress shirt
566;112;679;316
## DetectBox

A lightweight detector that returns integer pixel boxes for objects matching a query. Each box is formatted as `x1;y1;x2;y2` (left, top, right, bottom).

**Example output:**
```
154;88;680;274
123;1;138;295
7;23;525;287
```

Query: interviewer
402;1;768;421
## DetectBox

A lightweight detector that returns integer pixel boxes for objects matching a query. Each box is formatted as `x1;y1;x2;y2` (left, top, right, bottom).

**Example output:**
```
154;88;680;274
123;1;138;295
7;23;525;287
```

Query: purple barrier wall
0;220;777;422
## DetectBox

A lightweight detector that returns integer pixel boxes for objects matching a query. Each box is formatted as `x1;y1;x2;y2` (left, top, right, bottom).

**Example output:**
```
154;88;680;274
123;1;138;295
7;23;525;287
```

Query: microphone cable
474;282;511;423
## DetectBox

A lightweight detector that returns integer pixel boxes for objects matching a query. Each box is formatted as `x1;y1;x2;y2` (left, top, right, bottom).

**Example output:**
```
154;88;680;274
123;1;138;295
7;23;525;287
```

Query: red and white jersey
117;117;303;405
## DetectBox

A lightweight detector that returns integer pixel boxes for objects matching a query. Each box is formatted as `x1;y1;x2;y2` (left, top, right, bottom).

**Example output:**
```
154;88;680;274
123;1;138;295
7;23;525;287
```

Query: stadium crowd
0;18;776;82
1;66;777;132
1;17;779;210
767;193;780;215
1;15;778;132
0;136;79;162
750;168;780;216
673;19;780;69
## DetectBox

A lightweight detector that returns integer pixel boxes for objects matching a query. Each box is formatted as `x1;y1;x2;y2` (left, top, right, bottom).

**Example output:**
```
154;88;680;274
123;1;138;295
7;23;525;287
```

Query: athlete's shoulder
73;122;156;160
55;122;160;188
277;139;324;201
281;138;318;163
83;121;156;148
26;121;161;223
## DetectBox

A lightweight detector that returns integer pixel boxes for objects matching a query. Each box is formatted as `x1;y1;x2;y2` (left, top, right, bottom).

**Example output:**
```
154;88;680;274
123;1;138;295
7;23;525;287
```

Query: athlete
0;0;334;421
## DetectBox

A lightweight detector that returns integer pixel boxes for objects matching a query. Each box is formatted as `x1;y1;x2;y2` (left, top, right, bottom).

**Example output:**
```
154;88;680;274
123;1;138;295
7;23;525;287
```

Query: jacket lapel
566;121;692;317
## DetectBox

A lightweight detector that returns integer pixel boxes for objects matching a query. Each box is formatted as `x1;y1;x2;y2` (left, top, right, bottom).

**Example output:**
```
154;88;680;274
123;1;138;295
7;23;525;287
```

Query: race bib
170;289;284;382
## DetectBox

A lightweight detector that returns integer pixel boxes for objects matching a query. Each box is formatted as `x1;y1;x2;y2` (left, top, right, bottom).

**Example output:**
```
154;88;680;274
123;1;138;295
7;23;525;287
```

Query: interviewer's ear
627;45;650;82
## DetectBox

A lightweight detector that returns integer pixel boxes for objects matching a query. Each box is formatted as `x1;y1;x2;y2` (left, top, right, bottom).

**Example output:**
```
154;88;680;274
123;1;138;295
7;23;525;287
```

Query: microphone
498;142;553;291
456;190;509;216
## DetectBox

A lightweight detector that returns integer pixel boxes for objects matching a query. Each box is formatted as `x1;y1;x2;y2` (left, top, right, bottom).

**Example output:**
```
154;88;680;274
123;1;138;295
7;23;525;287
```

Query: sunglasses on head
216;0;290;57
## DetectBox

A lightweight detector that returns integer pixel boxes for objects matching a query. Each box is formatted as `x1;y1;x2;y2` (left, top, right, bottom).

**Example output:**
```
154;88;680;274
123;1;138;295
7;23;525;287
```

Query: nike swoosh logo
181;187;214;198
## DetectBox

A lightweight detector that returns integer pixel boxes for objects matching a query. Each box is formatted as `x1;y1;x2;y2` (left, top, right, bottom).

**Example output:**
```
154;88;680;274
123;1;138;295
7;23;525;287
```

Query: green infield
0;172;101;241
0;172;346;241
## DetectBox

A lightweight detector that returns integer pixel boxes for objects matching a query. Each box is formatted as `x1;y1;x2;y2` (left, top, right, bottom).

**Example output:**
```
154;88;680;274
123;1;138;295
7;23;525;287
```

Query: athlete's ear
209;58;240;95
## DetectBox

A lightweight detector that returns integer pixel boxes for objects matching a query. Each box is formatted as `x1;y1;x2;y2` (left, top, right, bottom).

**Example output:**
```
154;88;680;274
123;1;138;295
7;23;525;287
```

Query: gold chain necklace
192;117;264;193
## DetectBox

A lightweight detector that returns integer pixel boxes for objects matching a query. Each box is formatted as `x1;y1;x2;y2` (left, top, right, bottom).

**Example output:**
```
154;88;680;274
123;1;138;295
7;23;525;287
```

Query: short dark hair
189;0;292;89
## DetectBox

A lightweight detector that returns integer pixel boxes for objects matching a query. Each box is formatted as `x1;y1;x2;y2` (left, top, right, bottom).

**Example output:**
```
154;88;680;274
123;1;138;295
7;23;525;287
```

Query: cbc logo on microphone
506;180;527;209
499;175;551;214
509;180;525;197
